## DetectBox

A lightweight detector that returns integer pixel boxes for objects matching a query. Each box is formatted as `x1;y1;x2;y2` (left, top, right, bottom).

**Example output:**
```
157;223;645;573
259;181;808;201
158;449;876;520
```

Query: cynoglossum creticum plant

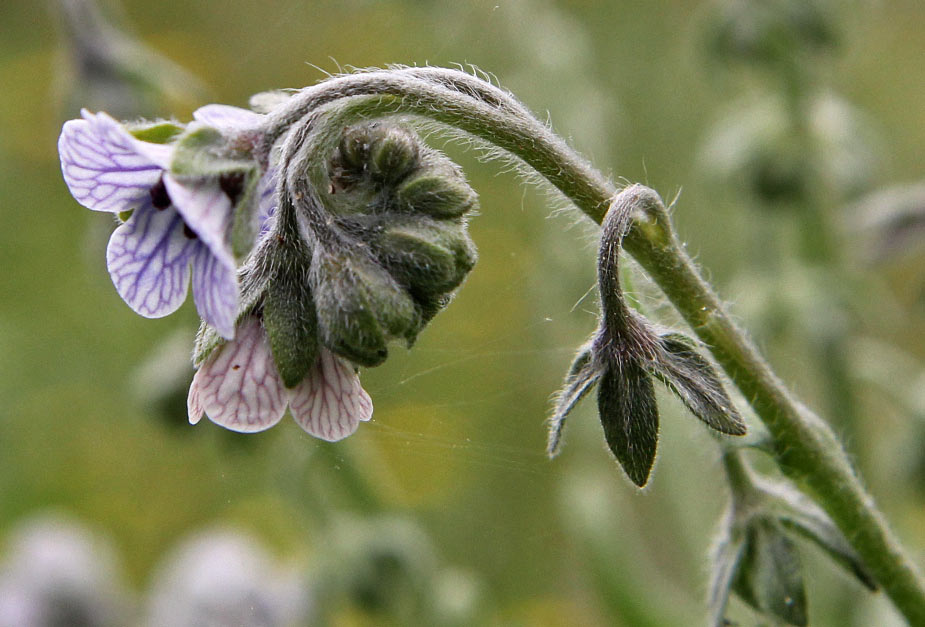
57;67;925;623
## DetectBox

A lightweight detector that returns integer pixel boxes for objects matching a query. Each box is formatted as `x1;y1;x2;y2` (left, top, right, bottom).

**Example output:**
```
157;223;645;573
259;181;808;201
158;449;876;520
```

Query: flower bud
395;161;477;219
312;248;421;367
374;218;477;296
369;125;420;186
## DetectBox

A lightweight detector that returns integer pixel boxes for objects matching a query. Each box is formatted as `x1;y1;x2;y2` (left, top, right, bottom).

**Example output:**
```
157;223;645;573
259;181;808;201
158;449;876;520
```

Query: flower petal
192;317;287;432
106;203;196;318
289;349;373;441
58;110;171;213
193;104;263;133
163;174;235;269
190;245;239;340
187;374;204;425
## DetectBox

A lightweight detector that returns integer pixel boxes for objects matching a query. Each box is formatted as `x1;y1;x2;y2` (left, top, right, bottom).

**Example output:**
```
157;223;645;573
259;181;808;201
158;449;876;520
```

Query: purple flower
58;107;262;338
187;316;373;440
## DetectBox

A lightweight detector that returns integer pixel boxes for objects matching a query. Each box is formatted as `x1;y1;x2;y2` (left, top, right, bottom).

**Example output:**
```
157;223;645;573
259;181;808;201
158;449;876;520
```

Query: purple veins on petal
190;317;288;432
58;110;171;213
190;246;238;340
106;203;197;318
163;175;235;270
289;349;374;442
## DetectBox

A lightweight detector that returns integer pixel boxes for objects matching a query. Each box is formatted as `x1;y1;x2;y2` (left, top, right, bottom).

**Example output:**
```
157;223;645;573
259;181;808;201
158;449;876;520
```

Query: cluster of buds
59;97;477;441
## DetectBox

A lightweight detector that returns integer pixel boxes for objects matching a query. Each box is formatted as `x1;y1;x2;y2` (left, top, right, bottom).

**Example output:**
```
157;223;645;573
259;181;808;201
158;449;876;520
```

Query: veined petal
193;317;288;432
106;203;196;318
289;349;373;441
190;246;239;340
193;104;263;133
163;174;235;269
58;110;171;213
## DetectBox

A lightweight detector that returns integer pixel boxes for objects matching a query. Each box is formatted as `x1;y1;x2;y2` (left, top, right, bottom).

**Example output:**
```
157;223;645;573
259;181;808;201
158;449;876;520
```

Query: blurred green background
1;0;923;625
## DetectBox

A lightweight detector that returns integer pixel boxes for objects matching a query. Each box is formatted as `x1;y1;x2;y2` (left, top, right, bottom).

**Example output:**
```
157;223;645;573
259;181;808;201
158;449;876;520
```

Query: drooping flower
57;108;263;338
548;185;746;486
187;316;373;440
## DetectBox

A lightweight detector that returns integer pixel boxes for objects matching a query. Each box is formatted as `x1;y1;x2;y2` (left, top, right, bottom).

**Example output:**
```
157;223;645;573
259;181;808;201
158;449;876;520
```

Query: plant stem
623;191;925;623
267;70;925;622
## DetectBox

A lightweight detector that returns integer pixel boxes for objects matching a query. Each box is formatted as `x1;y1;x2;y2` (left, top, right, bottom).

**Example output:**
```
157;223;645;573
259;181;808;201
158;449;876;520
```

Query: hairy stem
268;69;925;622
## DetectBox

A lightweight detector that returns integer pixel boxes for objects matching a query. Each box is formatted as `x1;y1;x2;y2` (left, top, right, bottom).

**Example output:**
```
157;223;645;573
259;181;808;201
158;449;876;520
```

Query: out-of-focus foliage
1;0;923;625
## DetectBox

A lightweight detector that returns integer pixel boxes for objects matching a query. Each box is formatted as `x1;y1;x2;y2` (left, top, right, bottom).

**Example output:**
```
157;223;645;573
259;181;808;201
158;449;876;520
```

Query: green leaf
597;360;659;487
170;125;255;177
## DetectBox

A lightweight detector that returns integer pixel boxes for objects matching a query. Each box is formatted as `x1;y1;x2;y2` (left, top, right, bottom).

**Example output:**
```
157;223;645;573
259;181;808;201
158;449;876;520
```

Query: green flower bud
374;218;477;296
395;161;477;219
368;125;420;186
312;248;421;367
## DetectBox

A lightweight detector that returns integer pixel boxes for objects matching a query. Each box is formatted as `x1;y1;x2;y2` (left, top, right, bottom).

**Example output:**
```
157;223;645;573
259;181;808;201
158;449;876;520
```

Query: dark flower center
183;224;198;240
219;172;246;205
150;177;171;210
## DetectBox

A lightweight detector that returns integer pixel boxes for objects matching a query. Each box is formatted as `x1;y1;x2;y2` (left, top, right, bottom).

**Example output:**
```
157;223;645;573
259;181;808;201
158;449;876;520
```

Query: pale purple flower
57;108;262;338
188;316;373;440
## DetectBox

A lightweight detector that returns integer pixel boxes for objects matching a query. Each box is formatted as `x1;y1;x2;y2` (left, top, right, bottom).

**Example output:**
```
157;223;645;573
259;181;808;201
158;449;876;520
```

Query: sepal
127;120;184;144
652;332;747;435
597;360;659;487
547;342;599;456
732;517;807;626
170;125;256;177
263;243;319;388
229;169;263;259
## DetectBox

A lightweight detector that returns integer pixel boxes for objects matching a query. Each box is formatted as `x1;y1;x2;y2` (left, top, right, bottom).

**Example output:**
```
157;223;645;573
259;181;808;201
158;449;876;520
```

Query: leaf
653;333;747;436
597;360;659;487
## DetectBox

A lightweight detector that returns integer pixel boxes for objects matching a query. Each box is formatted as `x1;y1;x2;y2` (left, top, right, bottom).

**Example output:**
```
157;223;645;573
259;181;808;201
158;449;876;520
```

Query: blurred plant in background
2;0;924;625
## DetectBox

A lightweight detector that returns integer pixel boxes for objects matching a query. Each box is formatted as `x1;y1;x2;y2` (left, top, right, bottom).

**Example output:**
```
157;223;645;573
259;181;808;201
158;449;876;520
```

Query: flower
548;185;746;486
58;106;263;338
187;316;373;440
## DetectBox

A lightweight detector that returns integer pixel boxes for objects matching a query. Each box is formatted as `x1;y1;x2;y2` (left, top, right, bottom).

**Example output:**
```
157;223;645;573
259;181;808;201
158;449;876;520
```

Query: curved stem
266;70;925;622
